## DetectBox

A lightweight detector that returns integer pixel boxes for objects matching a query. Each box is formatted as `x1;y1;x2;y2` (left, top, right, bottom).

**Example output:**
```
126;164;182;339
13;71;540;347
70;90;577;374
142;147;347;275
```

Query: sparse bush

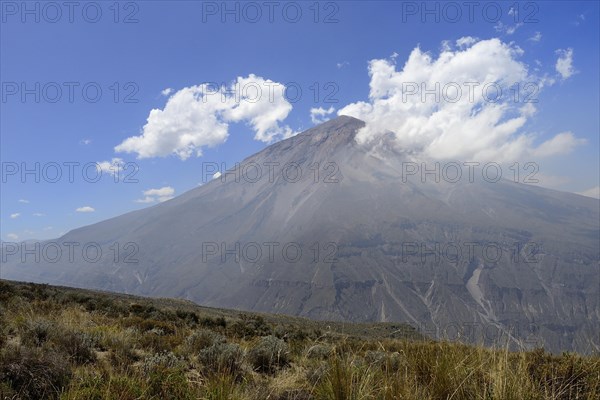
186;329;226;353
199;343;244;376
108;336;139;368
0;345;72;400
142;351;183;376
247;335;290;373
146;366;197;400
200;316;227;330
176;310;199;326
314;354;377;400
54;330;97;365
229;314;271;339
139;330;182;353
123;316;177;335
0;308;7;348
20;318;55;347
306;344;332;360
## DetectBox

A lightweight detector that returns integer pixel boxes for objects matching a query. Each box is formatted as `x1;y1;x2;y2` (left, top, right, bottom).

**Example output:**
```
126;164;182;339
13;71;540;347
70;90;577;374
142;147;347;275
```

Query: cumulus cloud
115;75;295;160
135;186;175;203
310;107;336;124
337;61;349;69
338;38;584;163
494;21;523;35
161;88;173;96
10;213;20;219
528;32;542;42
76;206;95;213
555;48;575;79
577;186;600;199
456;36;477;48
96;158;125;177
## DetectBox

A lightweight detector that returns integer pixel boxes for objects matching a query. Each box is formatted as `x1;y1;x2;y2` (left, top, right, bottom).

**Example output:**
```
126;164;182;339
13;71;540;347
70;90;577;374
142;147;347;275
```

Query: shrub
123;316;177;335
54;330;97;365
186;329;226;353
229;315;271;339
108;336;139;368
0;345;72;400
199;343;244;376
306;344;332;360
138;330;182;353
146;367;197;400
141;351;183;376
199;316;227;329
0;308;7;348
247;335;290;373
176;310;199;326
20;318;55;347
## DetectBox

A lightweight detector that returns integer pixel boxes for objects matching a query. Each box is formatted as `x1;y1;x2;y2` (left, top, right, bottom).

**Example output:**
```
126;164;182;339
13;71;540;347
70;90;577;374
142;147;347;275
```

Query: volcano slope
2;116;599;353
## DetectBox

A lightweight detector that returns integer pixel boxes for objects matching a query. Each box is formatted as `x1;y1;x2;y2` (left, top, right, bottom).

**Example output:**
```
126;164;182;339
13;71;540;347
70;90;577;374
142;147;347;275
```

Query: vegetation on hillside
0;280;598;399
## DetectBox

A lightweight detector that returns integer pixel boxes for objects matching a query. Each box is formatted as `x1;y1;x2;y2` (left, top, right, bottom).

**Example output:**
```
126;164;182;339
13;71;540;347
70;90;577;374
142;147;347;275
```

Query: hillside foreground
0;280;598;399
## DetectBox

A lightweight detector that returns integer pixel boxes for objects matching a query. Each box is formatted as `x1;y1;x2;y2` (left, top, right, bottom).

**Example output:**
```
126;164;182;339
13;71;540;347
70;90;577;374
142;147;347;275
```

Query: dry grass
0;279;598;399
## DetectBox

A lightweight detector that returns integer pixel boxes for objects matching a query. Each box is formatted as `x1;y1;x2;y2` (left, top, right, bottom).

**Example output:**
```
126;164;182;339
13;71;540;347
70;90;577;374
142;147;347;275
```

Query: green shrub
146;367;197;400
200;316;227;329
247;335;290;373
176;310;200;326
0;345;72;400
141;351;183;376
306;344;332;360
186;329;226;353
199;343;244;376
54;330;97;365
20;318;55;347
0;308;7;348
138;330;182;353
229;315;271;339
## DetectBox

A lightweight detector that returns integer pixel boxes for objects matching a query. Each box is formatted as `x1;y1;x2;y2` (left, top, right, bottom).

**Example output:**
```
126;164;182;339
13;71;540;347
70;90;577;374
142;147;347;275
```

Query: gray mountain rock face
2;116;599;353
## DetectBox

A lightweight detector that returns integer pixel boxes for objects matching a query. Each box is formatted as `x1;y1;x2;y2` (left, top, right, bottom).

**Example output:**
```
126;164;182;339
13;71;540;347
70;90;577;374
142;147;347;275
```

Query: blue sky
1;0;599;241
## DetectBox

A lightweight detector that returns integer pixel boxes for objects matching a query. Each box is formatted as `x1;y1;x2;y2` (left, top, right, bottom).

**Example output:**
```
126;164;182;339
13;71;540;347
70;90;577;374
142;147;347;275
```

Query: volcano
2;116;599;353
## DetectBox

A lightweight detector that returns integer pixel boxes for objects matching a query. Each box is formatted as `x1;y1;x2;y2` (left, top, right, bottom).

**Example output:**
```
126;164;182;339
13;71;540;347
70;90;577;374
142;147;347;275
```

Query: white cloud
528;32;542;42
530;132;585;157
161;88;173;96
18;199;29;204
337;61;349;69
115;75;295;160
135;186;175;203
577;186;600;199
310;107;336;124
32;213;45;217
555;48;575;79
494;21;523;35
80;138;92;145
6;233;18;240
96;158;125;177
338;38;584;163
456;36;477;48
76;206;95;213
144;187;174;197
43;226;53;231
10;213;20;219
